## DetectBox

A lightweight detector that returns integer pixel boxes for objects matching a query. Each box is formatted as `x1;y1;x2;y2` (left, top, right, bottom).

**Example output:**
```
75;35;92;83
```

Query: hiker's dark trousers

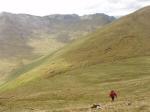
111;96;114;101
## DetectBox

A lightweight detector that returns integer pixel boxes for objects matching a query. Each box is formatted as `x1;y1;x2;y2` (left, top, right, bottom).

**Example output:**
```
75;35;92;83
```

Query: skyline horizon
0;6;147;17
0;0;149;17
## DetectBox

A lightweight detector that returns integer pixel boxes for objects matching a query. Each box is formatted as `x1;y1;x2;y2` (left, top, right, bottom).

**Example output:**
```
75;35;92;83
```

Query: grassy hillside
0;57;149;112
0;6;150;112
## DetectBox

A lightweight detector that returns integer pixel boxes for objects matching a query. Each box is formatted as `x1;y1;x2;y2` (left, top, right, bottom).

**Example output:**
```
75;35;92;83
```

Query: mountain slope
0;6;150;112
61;6;150;65
0;12;115;83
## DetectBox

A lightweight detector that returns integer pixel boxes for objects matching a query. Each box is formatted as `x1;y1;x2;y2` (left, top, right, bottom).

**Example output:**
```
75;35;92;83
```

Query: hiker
109;90;117;102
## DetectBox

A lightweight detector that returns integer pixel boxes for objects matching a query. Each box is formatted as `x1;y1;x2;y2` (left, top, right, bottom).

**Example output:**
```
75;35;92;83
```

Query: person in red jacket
109;90;117;102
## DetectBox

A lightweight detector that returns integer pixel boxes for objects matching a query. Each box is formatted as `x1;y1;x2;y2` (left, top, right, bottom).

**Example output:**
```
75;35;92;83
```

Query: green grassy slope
61;6;150;66
0;57;150;112
0;6;150;112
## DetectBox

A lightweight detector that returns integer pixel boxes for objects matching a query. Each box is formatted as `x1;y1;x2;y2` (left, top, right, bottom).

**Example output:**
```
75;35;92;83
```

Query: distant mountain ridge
0;12;115;59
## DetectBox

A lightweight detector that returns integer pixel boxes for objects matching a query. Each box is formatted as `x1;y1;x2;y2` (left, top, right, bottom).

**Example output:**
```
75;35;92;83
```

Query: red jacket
109;91;117;97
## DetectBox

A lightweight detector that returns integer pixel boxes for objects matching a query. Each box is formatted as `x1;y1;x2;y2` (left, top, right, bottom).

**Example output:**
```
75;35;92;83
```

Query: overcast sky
0;0;150;16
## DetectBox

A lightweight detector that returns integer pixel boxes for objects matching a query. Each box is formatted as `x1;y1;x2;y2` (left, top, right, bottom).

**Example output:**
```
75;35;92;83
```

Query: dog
91;104;102;109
